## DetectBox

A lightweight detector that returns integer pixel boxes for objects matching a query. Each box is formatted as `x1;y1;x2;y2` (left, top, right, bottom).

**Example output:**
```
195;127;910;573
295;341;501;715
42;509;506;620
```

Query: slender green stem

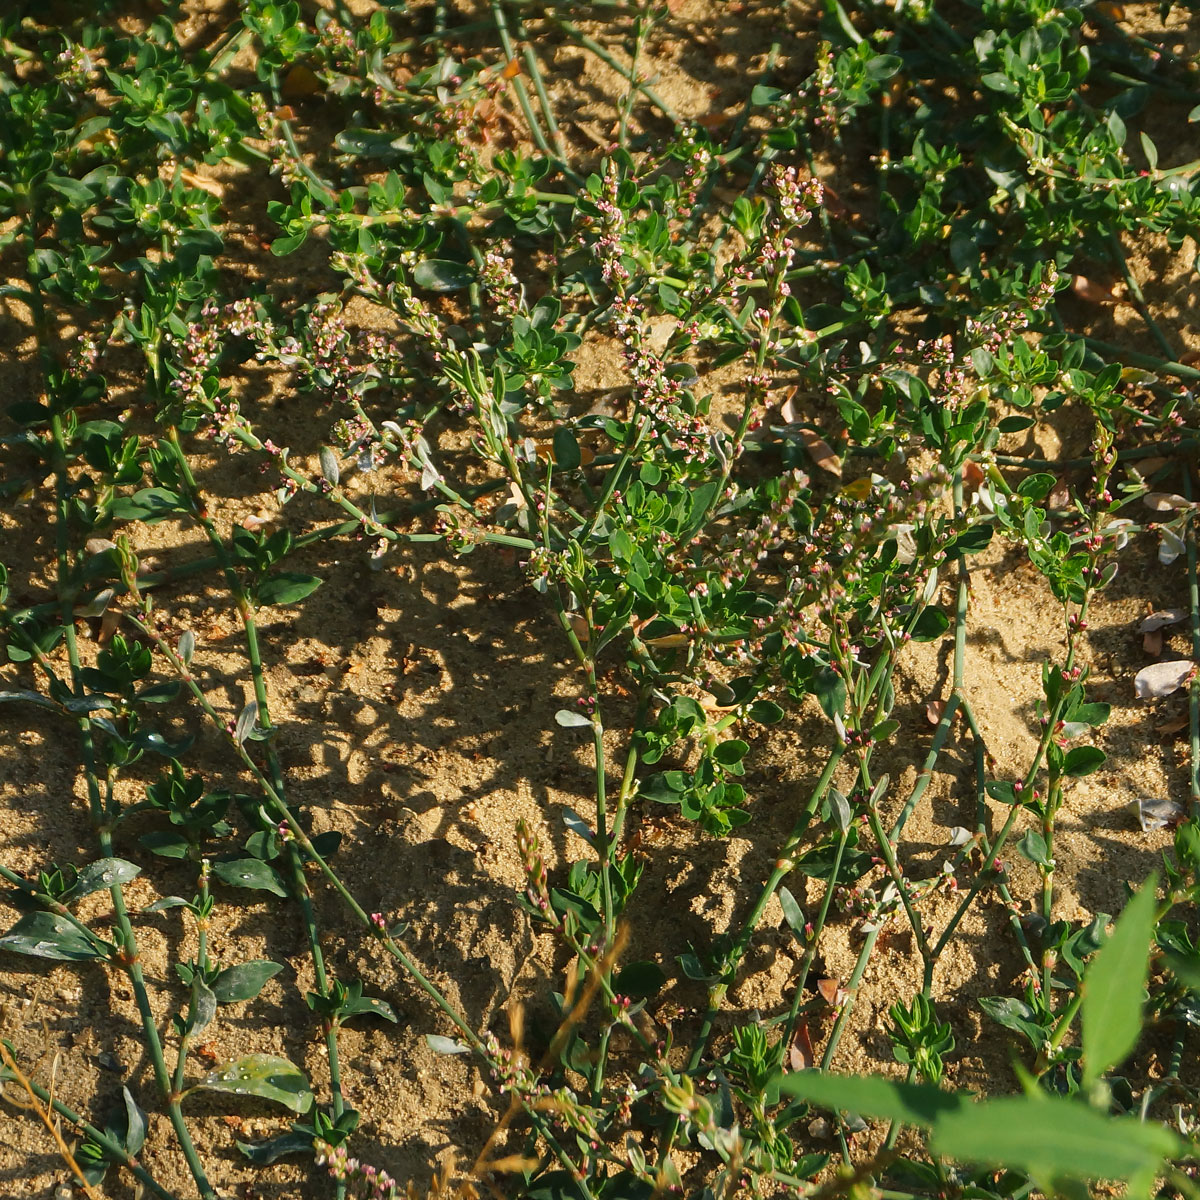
554;19;683;125
1110;230;1174;360
4;1052;181;1200
1082;335;1200;383
1185;473;1200;811
820;927;882;1071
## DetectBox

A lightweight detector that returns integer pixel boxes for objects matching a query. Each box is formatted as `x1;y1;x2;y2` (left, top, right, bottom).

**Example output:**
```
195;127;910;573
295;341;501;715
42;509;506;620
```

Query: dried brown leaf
1129;796;1183;833
180;169;224;198
1047;481;1071;509
1139;608;1188;633
1072;274;1118;304
1157;714;1189;736
817;978;846;1006
1144;492;1195;512
281;64;323;100
788;1022;815;1072
798;428;842;478
1134;659;1195;699
643;632;690;648
962;460;985;491
780;387;802;425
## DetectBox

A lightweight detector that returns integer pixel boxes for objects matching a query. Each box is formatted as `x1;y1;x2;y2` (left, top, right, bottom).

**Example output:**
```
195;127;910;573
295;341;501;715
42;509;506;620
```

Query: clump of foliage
2;0;1200;1198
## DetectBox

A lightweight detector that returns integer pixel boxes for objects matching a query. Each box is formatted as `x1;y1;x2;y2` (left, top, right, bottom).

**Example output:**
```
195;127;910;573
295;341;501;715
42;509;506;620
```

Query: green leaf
1140;131;1158;173
552;428;581;470
212;858;288;898
340;994;398;1024
747;699;784;724
776;1072;969;1128
256;573;323;606
678;952;719;982
910;607;949;642
946;526;993;557
413;259;473;292
813;665;846;721
1068;702;1110;728
271;231;308;256
118;1087;147;1156
931;1094;1180;1184
234;701;259;746
211;960;284;1004
978;996;1047;1049
985;781;1018;805
1018;831;1049;867
614;960;667;999
1081;874;1157;1088
237;1131;312;1165
778;885;805;935
0;912;107;961
0;689;59;712
109;487;186;522
69;858;141;902
190;1054;313;1114
981;71;1019;96
139;830;192;860
712;739;748;766
1063;746;1106;777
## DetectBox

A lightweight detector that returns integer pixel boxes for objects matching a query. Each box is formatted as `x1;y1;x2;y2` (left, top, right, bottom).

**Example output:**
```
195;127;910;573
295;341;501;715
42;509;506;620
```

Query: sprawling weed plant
3;0;1200;1197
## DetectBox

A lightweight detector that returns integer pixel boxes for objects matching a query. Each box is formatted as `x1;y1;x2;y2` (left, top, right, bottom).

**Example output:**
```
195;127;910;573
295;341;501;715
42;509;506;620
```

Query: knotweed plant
2;1;1200;1198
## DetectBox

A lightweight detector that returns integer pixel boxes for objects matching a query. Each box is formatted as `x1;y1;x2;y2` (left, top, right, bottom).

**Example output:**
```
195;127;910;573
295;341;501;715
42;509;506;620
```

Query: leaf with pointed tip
178;631;196;665
256;573;323;606
69;858;140;902
0;912;107;961
212;858;288;898
777;1071;968;1128
426;1034;470;1055
234;701;259;745
212;960;284;1004
1082;875;1158;1088
130;728;195;757
190;1055;313;1114
189;983;217;1037
340;994;398;1024
778;886;805;936
561;806;595;847
319;446;339;486
932;1093;1180;1185
829;787;851;835
140;831;192;859
237;1131;313;1165
118;1087;146;1156
413;259;473;292
0;689;59;712
555;709;593;728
